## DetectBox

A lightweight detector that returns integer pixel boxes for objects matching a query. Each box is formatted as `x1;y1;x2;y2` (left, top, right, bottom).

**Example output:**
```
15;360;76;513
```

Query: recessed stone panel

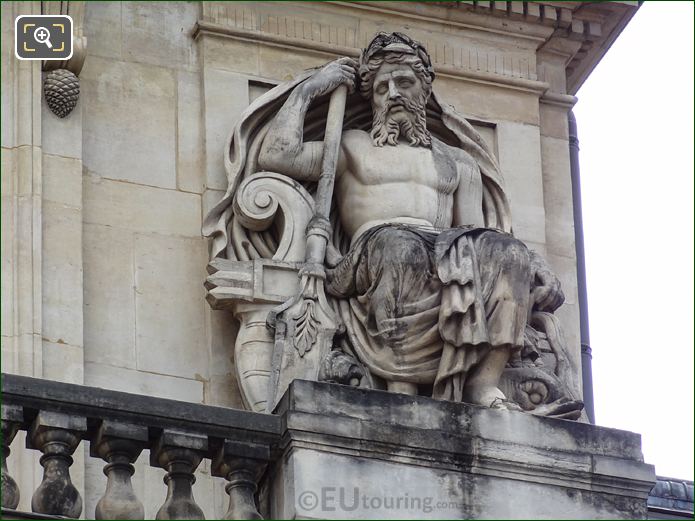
83;175;201;237
134;233;208;380
200;35;259;75
202;69;250;190
42;340;83;384
541;135;576;258
258;45;330;83
84;1;123;60
81;56;177;189
84;362;204;403
42;154;82;208
177;70;204;194
540;103;570;140
83;223;136;369
41;102;83;160
42;201;83;348
435;78;540;126
1;147;16;338
1;11;15;148
121;1;200;71
496;121;546;245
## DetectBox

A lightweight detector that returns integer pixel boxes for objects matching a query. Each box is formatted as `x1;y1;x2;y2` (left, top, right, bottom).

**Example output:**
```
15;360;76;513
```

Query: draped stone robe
327;224;534;402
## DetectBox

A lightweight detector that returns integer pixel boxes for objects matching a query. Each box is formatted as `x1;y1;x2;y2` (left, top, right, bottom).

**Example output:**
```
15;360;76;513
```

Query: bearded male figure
205;33;567;410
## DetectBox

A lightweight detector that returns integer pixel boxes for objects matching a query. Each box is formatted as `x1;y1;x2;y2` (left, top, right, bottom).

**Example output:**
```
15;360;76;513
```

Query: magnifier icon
33;26;53;49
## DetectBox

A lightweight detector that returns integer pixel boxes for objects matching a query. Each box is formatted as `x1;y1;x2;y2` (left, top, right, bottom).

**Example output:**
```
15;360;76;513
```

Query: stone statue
203;32;583;419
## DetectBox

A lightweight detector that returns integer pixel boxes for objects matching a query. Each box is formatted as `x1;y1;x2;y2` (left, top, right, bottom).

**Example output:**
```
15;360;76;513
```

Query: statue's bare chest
342;133;458;193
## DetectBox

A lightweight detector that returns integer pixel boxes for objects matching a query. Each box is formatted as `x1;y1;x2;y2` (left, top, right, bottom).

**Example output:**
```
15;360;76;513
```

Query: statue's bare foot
463;385;518;409
530;398;584;420
318;350;365;386
489;397;524;412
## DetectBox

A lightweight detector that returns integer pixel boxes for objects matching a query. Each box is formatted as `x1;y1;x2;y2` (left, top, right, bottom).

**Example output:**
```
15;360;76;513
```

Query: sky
572;1;694;481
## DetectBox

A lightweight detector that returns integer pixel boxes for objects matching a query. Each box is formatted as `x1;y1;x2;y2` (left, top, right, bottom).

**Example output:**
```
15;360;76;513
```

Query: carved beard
370;95;431;147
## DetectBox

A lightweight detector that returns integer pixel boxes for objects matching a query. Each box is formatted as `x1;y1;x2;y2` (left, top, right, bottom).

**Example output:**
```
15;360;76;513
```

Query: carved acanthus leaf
293;299;319;357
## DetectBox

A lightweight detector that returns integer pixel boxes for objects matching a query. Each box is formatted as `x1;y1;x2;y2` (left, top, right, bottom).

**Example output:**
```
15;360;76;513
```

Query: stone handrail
0;373;281;519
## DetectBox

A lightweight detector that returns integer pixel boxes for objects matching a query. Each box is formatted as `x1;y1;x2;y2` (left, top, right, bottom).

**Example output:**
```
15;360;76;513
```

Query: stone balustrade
0;373;280;520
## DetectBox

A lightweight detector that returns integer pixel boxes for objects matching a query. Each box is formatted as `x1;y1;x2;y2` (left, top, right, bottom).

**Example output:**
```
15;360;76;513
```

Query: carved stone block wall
76;2;239;517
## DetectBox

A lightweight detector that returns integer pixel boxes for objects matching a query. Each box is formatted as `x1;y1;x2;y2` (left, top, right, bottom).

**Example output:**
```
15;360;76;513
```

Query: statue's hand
303;57;357;98
530;251;565;312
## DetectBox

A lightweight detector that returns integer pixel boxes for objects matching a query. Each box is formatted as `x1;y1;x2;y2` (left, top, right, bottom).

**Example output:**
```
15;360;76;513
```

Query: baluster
91;420;148;519
1;404;23;510
151;429;208;520
211;440;268;520
27;411;86;517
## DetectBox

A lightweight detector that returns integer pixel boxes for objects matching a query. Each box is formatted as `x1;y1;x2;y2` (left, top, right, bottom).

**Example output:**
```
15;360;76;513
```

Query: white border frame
14;14;74;61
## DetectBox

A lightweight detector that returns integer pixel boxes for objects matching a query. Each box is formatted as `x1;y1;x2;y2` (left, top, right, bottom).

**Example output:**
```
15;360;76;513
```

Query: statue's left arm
452;154;485;227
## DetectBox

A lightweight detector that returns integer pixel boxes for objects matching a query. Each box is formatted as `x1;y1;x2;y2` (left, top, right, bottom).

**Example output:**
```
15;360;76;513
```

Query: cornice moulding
194;20;551;96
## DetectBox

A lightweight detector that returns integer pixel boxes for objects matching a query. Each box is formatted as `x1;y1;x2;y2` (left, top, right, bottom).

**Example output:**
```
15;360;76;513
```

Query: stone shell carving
43;69;80;118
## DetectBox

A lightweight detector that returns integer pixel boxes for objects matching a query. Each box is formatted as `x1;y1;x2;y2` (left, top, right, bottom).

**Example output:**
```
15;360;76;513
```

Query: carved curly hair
358;52;434;102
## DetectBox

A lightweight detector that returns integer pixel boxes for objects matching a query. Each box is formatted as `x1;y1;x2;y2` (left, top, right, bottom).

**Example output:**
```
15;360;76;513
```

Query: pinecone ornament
44;69;80;118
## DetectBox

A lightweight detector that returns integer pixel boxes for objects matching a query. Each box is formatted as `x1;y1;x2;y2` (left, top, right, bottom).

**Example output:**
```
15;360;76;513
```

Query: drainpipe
568;110;595;424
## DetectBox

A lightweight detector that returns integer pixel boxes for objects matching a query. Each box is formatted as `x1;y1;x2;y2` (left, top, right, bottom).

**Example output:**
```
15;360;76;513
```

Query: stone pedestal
264;381;655;519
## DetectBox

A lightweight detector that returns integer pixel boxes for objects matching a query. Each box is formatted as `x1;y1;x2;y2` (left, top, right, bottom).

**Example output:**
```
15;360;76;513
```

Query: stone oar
266;85;348;412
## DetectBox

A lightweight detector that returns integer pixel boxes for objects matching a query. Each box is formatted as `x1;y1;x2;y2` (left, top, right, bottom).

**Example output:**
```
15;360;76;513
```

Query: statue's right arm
259;58;357;182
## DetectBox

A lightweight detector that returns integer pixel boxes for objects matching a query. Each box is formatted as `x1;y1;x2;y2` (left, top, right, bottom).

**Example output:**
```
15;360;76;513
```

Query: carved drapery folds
205;119;582;417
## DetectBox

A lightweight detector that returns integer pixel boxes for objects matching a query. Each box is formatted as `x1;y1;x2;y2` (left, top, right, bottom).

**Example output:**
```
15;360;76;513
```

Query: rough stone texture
83;223;136;370
177;70;204;194
82;175;201;237
205;308;244;409
201;69;250;190
541;135;577;259
267;381;656;519
497;121;546;246
200;36;259;76
83;1;123;60
121;2;199;70
41;101;83;159
84;363;205;404
81;56;177;189
134;234;208;380
41;200;82;351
